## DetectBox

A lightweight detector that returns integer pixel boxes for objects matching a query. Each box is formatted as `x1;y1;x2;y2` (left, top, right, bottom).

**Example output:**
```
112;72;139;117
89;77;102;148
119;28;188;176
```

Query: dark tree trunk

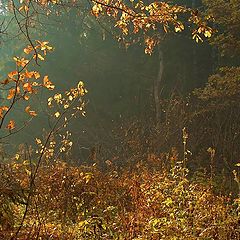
154;47;164;125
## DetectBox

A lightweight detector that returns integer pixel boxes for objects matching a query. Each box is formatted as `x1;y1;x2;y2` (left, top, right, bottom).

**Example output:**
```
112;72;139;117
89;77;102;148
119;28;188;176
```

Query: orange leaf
17;86;20;94
43;76;55;90
23;82;33;93
7;120;15;130
25;106;37;116
1;106;9;111
25;71;40;79
0;106;9;118
25;106;31;112
28;111;37;117
7;89;16;100
23;95;30;101
24;45;33;54
8;71;18;79
0;109;3;119
13;57;29;67
25;70;34;78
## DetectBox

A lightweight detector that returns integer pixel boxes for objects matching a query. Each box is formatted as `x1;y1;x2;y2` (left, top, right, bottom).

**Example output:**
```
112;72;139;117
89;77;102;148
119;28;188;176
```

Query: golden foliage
88;0;214;54
0;41;53;133
0;160;239;239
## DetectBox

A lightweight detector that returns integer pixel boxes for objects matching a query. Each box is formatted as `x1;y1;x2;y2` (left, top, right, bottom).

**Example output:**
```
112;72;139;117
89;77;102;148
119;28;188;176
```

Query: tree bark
154;47;164;125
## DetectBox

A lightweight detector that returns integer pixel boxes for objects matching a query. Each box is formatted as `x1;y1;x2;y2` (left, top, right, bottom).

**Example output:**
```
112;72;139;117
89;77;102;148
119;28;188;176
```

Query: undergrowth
0;158;239;239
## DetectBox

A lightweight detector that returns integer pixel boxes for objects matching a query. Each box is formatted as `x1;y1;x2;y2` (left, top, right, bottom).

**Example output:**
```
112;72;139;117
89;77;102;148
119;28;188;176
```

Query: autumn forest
0;0;240;239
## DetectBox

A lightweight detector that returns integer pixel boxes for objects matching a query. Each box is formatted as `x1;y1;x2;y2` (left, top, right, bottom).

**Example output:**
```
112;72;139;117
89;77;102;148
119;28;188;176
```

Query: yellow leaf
37;53;45;61
204;30;212;38
25;70;40;79
35;41;53;55
33;71;40;79
35;138;41;144
54;112;60;118
48;97;53;106
32;82;39;86
77;81;87;96
84;173;92;183
53;93;62;102
64;104;69;109
175;24;184;32
19;5;29;12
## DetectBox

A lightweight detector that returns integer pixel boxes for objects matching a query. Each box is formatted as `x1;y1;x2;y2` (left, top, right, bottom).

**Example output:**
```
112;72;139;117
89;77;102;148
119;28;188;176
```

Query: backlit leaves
36;41;53;52
25;70;40;79
33;82;87;161
47;81;87;119
13;0;214;55
77;81;88;96
174;23;184;33
192;26;213;43
13;57;29;67
89;0;214;53
0;41;53;134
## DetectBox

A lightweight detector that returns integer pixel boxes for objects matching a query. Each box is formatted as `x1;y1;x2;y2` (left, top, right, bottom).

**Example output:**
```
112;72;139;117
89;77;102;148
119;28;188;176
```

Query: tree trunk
192;0;197;78
154;47;164;126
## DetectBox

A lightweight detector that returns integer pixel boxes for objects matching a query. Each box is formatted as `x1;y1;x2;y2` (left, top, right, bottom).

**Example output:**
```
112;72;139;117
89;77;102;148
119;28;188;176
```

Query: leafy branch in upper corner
3;0;215;55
